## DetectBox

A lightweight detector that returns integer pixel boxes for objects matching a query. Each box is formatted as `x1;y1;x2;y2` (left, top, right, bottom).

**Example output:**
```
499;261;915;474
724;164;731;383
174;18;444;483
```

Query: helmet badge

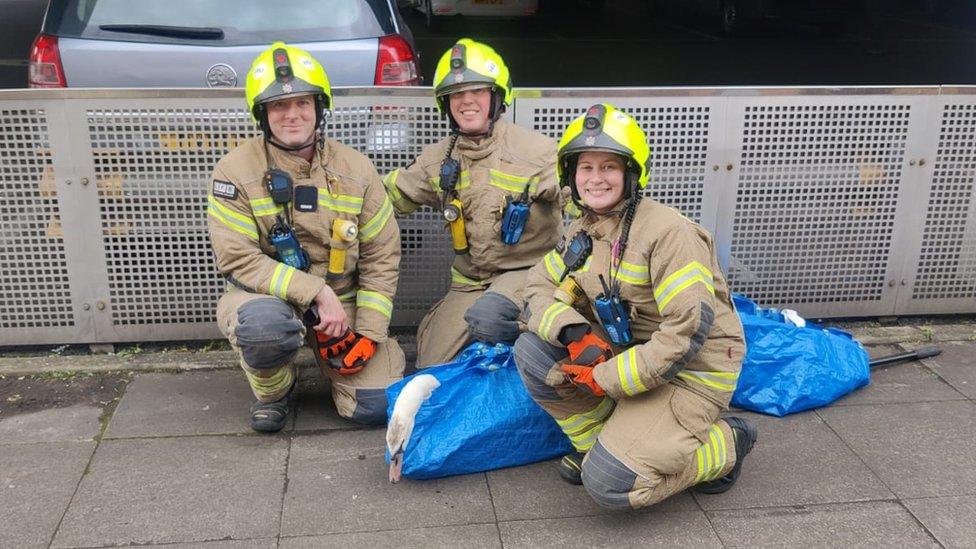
584;136;596;146
282;82;293;94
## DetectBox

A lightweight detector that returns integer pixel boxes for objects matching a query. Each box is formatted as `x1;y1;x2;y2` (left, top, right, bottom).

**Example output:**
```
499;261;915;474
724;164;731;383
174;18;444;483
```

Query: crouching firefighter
513;104;758;509
207;42;404;432
382;38;564;367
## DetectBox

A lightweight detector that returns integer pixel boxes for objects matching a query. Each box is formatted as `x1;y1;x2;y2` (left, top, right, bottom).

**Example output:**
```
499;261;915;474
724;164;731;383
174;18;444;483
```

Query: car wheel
424;0;439;31
721;0;745;35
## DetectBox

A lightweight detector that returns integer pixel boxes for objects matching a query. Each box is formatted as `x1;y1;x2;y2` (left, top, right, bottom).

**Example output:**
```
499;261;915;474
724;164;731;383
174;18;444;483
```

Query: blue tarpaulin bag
731;294;871;416
385;342;573;480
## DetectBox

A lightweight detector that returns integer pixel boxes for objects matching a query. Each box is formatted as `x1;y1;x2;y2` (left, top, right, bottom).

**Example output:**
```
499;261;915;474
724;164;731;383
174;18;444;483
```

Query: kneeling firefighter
382;38;564;367
208;42;404;431
513;104;758;509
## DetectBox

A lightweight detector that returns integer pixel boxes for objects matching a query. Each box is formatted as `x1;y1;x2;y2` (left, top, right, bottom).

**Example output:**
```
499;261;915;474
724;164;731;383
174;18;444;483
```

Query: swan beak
389;453;403;484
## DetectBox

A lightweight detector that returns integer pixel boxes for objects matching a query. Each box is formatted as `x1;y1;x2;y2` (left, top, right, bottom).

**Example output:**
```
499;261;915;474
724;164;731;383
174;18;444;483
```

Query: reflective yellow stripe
429;171;470;191
450;267;482;286
337;289;357;302
359;196;393;243
616;260;650;285
615;347;647;396
564;201;582;218
318;189;364;214
577;256;593;273
356;290;393;319
269;263;295;299
208;196;258;240
694;425;729;483
543;250;566;282
538;302;571;342
676;370;739;392
555;398;614;452
384;170;419;213
249;197;283;217
488;169;539;194
654;261;715;311
244;368;294;399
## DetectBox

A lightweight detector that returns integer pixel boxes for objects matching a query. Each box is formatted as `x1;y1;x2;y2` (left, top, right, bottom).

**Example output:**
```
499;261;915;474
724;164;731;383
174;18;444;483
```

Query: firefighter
513;104;758;509
383;38;563;367
208;42;404;432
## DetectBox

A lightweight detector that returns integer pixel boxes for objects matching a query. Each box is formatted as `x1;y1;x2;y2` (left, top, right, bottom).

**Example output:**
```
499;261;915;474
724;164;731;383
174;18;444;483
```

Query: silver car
29;0;421;88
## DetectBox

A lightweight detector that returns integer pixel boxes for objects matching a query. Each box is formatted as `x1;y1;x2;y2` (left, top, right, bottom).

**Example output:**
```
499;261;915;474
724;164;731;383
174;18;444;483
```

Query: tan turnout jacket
382;119;561;288
524;198;745;407
207;136;400;342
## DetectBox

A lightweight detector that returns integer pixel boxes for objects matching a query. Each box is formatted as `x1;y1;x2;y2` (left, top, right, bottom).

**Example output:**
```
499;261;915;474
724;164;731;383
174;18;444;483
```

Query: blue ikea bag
731;294;870;416
385;342;573;480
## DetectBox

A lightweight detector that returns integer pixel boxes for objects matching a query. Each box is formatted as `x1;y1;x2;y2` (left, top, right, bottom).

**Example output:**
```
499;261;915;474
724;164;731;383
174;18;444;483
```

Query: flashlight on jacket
555;276;587;308
327;219;358;281
443;198;469;255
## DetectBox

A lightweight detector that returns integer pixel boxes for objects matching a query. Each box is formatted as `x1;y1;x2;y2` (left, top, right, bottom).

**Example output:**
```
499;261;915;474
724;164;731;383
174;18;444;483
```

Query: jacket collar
456;119;506;161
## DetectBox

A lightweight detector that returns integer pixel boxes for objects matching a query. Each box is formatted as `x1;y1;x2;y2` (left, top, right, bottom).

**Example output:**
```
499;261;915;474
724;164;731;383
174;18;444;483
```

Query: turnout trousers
217;287;405;425
415;269;527;368
514;331;740;510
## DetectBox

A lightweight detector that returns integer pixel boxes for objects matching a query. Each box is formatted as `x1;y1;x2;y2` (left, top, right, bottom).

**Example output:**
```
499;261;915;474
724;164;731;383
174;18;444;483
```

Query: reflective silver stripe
359;196;393;243
357;290;393;318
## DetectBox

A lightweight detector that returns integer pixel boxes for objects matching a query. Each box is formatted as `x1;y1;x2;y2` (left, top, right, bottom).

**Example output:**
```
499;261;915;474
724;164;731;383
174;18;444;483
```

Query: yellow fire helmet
557;103;651;203
245;42;332;134
432;38;513;131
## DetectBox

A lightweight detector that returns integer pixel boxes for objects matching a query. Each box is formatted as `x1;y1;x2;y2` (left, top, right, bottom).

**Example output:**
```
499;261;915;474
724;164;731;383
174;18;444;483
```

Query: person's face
265;94;317;147
449;86;492;135
575;151;627;214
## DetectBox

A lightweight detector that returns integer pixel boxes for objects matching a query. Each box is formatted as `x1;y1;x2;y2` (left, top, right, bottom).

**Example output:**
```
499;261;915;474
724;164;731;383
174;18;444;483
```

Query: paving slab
52;436;287;548
835;344;966;406
708;501;939;548
281;429;495;536
911;341;976;399
903;495;976;549
292;375;359;432
0;404;102;443
0;442;94;549
487;459;698;522
499;510;720;548
280;523;501;549
694;411;892;511
819;400;976;498
105;371;265;438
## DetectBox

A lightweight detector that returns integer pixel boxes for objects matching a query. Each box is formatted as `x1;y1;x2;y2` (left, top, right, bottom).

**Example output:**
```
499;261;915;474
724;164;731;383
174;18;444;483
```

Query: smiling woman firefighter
207;42;404;432
383;38;564;367
513;104;758;510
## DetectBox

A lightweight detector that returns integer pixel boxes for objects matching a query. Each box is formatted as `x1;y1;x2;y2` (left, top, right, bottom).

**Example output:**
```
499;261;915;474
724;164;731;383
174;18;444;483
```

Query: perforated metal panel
911;102;976;302
520;102;711;223
727;102;910;310
0;107;74;329
330;100;455;325
87;105;255;326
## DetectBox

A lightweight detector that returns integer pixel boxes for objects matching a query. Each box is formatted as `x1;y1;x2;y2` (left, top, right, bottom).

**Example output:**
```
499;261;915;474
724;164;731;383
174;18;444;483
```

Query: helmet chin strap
266;135;317;153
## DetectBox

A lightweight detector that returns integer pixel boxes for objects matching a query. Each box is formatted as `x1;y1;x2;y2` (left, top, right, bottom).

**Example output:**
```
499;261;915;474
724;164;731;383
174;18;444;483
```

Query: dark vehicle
653;0;853;36
29;0;421;88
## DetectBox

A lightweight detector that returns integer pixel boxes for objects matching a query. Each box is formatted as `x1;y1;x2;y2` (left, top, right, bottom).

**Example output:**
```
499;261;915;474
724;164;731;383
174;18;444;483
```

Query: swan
385;374;440;483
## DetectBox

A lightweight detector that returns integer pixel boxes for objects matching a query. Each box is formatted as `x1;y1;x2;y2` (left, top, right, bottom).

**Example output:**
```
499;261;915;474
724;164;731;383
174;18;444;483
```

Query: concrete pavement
1;327;974;548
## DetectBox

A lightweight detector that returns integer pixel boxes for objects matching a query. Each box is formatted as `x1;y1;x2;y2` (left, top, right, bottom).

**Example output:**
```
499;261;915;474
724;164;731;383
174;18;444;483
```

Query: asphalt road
0;0;973;89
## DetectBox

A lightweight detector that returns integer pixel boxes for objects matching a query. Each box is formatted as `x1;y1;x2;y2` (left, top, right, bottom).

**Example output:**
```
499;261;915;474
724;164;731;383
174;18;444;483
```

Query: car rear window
44;0;396;46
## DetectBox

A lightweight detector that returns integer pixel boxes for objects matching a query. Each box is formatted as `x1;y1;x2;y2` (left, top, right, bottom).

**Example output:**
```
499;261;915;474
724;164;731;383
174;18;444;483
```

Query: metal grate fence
1;86;973;346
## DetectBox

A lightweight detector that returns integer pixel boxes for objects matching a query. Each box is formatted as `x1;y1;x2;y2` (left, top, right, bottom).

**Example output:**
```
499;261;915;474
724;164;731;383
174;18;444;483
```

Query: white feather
386;374;440;483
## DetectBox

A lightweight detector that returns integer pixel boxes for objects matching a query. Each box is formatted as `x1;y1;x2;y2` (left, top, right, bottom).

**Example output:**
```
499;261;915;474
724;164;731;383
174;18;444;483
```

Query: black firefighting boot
557;451;586;486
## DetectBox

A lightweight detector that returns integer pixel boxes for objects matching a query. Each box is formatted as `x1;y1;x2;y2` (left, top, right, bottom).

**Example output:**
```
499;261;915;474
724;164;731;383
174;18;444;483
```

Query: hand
315;329;375;375
565;330;611;368
560;364;605;397
313;285;348;338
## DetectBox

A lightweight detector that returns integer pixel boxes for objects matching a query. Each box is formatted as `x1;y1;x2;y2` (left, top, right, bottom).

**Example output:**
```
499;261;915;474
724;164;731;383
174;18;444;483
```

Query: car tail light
29;34;66;88
375;35;420;86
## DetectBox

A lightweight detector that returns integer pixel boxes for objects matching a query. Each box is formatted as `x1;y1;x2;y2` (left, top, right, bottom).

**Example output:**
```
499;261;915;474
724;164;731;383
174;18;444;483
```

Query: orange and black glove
560;364;606;397
565;330;612;368
315;329;376;375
